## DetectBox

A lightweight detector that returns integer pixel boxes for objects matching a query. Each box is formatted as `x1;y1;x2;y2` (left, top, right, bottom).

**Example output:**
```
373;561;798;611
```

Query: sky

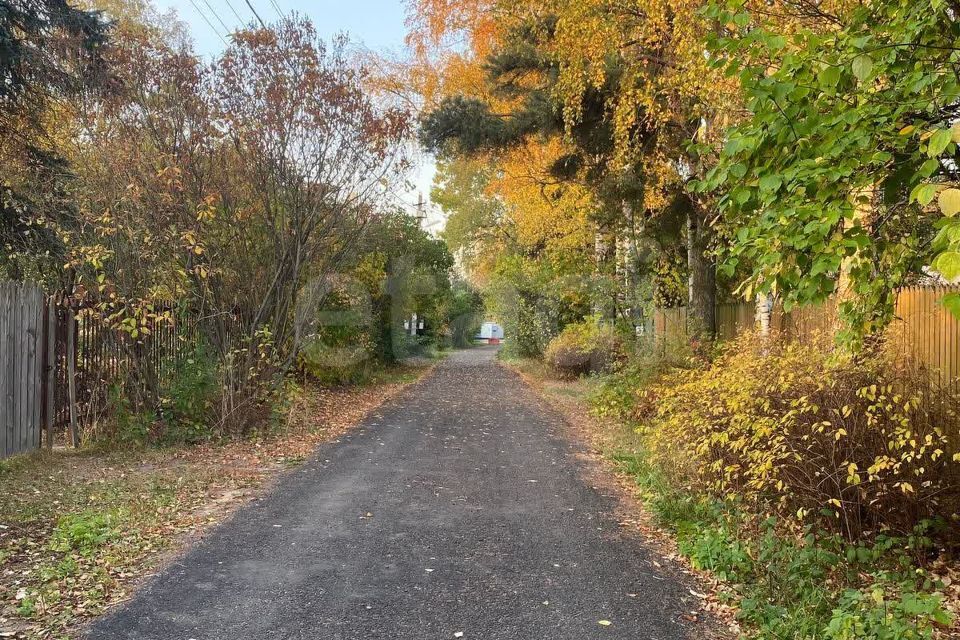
151;0;444;232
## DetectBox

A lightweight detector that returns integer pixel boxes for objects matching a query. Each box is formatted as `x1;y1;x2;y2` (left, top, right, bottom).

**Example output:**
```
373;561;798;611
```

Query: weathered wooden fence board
0;282;45;458
652;285;960;394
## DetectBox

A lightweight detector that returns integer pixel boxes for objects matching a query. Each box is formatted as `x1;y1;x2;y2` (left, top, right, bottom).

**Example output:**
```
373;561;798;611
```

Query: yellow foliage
404;0;596;278
544;0;739;173
638;332;960;540
402;0;506;106
492;139;595;257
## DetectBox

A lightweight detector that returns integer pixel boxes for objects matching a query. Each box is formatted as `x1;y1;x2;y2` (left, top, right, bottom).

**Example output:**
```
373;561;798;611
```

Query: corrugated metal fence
651;285;960;395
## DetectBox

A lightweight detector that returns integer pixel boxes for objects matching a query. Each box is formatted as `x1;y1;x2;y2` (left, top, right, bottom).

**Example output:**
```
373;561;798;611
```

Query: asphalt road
88;347;704;639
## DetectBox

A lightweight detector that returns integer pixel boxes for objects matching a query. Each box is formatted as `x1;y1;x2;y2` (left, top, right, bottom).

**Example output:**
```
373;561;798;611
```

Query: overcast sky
151;0;443;232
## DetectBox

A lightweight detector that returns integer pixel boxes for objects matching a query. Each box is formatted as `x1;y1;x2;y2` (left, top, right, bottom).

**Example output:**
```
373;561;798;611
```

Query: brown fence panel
652;307;688;346
651;286;960;396
783;299;837;343
889;285;960;397
716;302;755;341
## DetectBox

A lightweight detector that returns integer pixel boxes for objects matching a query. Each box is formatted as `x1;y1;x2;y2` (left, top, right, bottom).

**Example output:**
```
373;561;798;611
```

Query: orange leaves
402;0;510;106
405;0;499;59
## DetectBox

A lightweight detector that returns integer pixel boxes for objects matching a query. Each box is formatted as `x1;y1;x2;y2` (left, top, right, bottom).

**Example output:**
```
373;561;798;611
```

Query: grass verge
0;361;435;639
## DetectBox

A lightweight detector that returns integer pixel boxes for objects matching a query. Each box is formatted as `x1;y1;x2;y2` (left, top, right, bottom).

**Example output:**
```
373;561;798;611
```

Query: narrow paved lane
89;347;703;639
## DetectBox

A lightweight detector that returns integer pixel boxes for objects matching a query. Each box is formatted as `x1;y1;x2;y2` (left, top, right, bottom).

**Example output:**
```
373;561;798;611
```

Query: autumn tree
535;0;747;337
1;0;111;281
703;0;960;344
211;19;411;369
419;8;691;325
59;13;413;425
431;157;506;282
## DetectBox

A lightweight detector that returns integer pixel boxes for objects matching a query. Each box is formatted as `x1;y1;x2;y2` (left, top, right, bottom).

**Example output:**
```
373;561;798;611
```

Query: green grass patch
599;388;956;640
0;448;219;637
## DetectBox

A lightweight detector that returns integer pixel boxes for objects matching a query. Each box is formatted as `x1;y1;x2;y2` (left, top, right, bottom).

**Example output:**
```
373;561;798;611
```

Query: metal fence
61;304;193;434
650;285;960;396
1;283;202;458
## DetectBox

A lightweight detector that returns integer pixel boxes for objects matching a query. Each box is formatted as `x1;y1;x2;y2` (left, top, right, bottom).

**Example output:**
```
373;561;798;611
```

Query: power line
222;0;246;25
199;0;232;35
186;0;229;46
268;0;284;19
242;0;267;29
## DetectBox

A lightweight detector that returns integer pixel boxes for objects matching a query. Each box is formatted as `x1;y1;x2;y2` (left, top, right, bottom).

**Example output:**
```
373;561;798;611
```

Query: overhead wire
268;0;284;19
199;0;232;35
242;0;268;28
221;0;247;25
186;0;230;46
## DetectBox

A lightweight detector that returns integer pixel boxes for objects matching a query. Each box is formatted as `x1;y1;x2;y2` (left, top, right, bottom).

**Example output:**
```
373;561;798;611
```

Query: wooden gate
0;282;46;458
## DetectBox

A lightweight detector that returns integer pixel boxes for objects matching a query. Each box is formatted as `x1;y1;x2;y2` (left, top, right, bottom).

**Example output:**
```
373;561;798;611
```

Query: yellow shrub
641;332;960;541
544;317;625;379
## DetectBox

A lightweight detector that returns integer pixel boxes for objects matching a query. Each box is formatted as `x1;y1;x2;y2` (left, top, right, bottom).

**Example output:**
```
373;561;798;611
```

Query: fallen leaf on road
598;620;612;626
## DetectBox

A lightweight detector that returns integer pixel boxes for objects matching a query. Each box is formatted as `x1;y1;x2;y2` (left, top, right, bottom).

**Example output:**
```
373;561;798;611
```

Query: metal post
44;302;55;449
67;310;79;448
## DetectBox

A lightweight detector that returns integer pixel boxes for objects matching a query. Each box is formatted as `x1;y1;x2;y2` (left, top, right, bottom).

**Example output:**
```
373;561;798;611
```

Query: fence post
44;301;56;449
67;310;79;448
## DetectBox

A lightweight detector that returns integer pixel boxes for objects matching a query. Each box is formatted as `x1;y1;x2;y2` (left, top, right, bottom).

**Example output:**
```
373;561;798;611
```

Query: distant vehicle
476;322;504;344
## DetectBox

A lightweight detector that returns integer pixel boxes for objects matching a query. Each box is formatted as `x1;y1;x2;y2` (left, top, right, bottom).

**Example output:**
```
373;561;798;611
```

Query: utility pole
415;193;427;227
404;194;429;337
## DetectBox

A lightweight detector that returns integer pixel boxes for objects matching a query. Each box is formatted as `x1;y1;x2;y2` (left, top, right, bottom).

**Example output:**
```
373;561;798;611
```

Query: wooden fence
650;285;960;395
0;282;47;458
1;283;202;458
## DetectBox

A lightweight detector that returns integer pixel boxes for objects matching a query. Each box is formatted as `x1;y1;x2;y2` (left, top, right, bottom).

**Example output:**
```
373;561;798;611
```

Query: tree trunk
618;201;643;326
686;203;716;339
756;292;773;337
593;224;616;321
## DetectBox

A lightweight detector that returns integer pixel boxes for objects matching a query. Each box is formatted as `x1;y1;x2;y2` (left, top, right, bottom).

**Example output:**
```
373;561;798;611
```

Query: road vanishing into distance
89;347;709;639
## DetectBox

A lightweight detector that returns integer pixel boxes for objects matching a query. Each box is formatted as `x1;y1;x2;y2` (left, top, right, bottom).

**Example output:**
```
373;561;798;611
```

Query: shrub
591;335;694;421
106;383;153;445
826;580;953;640
158;343;218;443
640;332;960;541
393;333;437;360
298;286;377;382
299;338;375;385
612;451;955;639
544;317;625;378
448;311;482;348
500;294;557;359
49;511;118;555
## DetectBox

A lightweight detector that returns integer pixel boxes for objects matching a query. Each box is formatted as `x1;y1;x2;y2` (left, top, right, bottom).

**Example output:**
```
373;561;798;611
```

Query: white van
477;322;504;343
